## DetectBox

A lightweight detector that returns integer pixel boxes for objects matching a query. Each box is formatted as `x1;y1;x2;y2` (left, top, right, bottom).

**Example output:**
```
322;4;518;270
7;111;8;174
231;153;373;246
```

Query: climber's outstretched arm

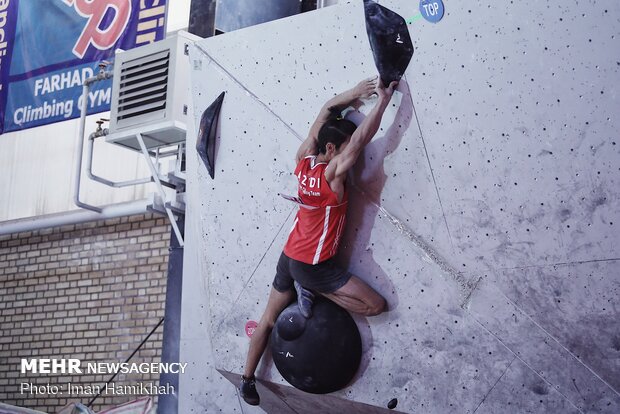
296;77;379;163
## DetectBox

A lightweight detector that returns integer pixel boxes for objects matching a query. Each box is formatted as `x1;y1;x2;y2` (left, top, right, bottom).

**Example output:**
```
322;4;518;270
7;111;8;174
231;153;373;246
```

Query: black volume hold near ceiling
364;0;414;86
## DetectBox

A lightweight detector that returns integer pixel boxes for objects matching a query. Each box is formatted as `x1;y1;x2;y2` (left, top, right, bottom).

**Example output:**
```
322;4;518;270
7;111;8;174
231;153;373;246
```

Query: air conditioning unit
106;31;200;152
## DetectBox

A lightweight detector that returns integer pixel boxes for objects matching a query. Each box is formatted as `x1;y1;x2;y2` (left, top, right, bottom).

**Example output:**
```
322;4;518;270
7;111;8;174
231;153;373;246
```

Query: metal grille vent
116;49;170;122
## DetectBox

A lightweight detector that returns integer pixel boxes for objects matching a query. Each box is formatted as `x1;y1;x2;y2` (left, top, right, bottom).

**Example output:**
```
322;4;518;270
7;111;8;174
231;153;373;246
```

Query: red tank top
283;156;348;264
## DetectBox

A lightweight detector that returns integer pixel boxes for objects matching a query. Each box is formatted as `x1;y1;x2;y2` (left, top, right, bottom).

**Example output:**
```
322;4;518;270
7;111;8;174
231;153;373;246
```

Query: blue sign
0;0;168;134
419;0;445;23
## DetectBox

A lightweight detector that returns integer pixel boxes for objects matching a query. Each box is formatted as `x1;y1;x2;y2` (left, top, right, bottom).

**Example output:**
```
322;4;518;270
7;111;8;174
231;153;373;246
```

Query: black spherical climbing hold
388;398;398;409
270;297;362;394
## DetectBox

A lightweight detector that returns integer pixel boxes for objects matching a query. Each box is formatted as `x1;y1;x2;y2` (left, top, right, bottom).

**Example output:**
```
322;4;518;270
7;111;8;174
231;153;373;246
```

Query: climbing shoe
239;375;260;406
294;280;315;319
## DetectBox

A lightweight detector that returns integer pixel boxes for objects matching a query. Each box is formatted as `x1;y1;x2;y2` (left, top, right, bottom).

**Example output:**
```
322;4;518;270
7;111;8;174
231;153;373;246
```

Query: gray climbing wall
180;1;620;413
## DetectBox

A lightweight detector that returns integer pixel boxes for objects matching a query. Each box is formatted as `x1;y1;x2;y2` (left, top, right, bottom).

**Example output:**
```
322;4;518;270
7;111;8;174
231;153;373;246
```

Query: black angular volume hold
364;0;414;86
196;91;225;179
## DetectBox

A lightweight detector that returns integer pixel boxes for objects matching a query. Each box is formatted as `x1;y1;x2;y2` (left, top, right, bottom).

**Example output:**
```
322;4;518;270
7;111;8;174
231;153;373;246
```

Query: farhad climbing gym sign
0;0;168;135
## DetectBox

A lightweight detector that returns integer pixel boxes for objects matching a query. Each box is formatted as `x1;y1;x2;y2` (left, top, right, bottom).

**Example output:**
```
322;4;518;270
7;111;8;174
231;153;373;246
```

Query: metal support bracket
136;133;185;246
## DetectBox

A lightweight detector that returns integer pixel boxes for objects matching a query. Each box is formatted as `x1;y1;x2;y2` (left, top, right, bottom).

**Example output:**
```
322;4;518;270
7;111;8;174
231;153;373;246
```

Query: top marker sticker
419;0;445;23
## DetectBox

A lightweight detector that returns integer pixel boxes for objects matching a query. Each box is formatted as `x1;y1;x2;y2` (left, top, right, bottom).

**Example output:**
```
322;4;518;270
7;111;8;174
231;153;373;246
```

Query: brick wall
0;213;171;413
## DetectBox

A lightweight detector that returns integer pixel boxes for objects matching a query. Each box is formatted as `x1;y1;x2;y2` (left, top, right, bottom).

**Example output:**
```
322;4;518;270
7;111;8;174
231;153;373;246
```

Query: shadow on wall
339;78;413;310
336;78;414;381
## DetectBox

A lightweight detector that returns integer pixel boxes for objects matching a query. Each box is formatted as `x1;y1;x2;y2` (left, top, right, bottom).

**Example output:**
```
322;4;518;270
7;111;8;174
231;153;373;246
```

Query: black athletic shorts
272;252;352;294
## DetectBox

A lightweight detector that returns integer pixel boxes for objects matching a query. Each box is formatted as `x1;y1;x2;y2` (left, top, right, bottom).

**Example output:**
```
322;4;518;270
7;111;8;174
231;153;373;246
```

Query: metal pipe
0;197;155;236
86;131;154;188
72;69;113;213
155;147;184;159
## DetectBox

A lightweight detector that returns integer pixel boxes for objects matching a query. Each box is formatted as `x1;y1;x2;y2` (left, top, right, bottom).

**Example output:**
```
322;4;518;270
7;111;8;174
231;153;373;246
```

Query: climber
239;76;398;405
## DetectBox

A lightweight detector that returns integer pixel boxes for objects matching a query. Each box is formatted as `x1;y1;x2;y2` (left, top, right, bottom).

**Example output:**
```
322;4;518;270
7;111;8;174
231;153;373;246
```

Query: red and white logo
63;0;132;58
245;321;258;338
